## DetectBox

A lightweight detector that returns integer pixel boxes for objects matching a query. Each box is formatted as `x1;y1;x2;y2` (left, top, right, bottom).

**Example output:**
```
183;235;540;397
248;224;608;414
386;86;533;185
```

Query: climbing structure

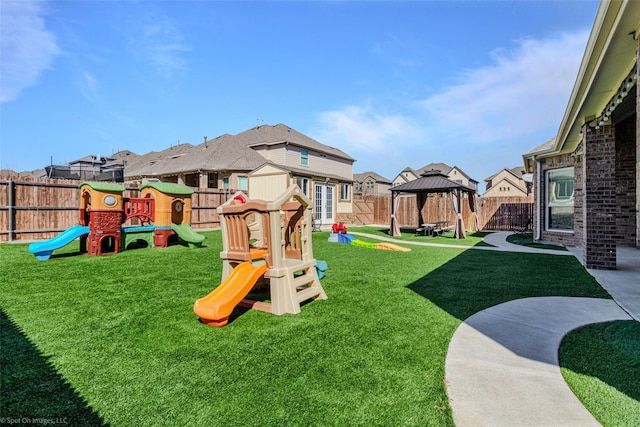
29;181;204;260
194;184;327;326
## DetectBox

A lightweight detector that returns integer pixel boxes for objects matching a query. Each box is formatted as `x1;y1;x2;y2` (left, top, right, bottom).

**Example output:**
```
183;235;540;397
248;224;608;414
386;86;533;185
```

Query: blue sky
1;0;599;190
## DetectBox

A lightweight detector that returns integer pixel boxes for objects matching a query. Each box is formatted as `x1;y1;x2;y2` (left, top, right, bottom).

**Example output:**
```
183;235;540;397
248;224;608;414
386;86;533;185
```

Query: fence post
7;179;15;241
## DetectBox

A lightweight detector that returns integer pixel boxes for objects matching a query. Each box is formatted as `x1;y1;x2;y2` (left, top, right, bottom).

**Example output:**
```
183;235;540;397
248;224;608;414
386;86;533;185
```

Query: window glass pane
546;168;574;230
296;177;308;195
208;172;218;188
223;177;229;189
341;183;350;200
238;176;248;191
301;149;309;166
314;185;322;220
326;186;333;220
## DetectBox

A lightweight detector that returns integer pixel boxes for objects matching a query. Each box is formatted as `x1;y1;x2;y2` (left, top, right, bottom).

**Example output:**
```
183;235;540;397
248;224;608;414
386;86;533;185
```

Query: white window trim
545;167;575;233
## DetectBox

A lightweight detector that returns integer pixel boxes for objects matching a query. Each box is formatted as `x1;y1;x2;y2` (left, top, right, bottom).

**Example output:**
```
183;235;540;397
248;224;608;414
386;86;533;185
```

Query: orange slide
193;262;268;327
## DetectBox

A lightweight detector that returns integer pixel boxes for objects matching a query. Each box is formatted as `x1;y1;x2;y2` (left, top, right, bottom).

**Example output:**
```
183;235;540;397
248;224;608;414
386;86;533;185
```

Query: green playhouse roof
140;181;194;195
78;182;126;193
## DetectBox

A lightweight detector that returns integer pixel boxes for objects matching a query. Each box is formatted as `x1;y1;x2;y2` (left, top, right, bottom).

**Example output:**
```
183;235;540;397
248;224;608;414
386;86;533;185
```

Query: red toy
331;222;347;234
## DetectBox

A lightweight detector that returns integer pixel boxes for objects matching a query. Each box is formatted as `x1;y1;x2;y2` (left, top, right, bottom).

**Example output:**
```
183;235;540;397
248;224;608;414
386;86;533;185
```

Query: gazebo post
390;192;400;236
453;188;466;239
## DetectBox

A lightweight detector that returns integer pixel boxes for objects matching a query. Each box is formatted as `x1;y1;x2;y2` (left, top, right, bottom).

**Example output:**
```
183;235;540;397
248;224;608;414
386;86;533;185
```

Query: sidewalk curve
445;297;632;427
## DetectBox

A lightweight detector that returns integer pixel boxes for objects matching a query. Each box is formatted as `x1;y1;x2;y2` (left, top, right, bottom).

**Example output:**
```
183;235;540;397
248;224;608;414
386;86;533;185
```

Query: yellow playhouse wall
141;187;193;226
80;186;124;211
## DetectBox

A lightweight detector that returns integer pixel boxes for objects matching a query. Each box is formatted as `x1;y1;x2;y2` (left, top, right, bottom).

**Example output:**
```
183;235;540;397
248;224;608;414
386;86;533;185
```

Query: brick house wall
534;153;582;247
616;114;637;246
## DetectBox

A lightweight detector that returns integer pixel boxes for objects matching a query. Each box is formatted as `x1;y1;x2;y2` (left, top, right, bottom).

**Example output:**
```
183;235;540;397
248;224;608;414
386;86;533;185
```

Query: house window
222;177;229;190
296;177;309;196
208;172;218;188
546;167;574;231
300;149;309;166
366;181;374;189
340;183;350;201
238;176;248;191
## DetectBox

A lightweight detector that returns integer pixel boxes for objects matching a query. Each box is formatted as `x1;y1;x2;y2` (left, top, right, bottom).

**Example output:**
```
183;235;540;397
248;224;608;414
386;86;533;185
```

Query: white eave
553;0;640;157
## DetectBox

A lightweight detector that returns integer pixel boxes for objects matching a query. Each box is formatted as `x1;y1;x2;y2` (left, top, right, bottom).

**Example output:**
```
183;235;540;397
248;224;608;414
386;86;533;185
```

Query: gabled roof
485;166;526;182
124;123;355;179
354;171;392;183
391;171;475;194
485;175;528;194
125;143;195;177
416;162;452;176
240;124;355;161
252;161;353;182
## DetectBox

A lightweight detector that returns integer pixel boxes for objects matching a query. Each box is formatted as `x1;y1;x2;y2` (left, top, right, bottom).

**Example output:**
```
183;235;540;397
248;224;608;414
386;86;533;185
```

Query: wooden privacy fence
0;177;231;242
1;176;534;242
352;194;533;231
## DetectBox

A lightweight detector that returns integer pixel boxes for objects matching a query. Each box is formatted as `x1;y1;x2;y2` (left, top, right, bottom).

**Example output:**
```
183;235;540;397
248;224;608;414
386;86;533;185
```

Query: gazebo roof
390;171;474;194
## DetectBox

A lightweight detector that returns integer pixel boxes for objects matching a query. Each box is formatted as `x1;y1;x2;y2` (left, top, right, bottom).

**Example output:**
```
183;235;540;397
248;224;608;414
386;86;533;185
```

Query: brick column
583;123;617;269
636;40;640;248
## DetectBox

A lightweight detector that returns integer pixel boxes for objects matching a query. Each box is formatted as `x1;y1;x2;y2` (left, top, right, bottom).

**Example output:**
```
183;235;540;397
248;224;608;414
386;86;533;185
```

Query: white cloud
313;30;589;180
0;0;61;103
419;31;589;144
132;15;190;79
80;71;99;102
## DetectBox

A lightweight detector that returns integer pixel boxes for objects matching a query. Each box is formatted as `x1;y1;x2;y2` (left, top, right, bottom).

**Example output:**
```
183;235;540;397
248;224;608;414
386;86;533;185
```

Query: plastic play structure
28;181;205;260
193;184;327;327
329;222;410;252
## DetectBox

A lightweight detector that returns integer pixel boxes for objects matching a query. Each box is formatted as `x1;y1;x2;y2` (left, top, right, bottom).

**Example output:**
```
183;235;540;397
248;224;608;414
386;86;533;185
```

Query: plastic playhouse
193;184;327;327
28;181;205;260
329;222;410;252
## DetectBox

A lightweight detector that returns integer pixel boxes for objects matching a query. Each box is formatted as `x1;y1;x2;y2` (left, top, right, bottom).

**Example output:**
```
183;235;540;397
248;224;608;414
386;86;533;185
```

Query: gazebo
390;171;478;238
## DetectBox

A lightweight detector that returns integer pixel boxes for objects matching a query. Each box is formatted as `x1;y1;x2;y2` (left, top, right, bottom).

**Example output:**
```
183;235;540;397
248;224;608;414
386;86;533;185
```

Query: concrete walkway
351;229;639;426
445;232;639;426
446;297;631;426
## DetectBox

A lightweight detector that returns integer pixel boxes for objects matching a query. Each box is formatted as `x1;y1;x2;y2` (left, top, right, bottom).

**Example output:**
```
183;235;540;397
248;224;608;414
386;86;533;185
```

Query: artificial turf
0;230;616;425
560;320;640;426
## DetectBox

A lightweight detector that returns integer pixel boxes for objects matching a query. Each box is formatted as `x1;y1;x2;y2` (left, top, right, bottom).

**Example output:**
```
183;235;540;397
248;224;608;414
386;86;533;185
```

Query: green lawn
0;230;622;426
506;232;568;251
560;321;640;426
347;226;492;247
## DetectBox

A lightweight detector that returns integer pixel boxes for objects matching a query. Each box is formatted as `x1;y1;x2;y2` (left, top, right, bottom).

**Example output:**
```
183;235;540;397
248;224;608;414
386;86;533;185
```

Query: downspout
535;156;542;241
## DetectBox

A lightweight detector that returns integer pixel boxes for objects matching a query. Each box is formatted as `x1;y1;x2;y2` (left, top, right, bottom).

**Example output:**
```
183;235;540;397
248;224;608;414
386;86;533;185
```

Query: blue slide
28;225;90;261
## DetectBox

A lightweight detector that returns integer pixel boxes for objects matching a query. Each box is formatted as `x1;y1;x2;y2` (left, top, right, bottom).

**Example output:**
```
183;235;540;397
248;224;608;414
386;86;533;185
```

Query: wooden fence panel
354;194;533;232
0;176;229;242
2;176;534;242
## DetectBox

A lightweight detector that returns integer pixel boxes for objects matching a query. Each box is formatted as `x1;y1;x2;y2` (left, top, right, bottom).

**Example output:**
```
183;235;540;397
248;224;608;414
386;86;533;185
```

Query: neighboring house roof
416;162;453;175
354;171;392;183
70;150;138;167
396;163;478;185
125;143;195;178
241;123;355;162
485;176;528;193
254;161;353;182
391;171;475;194
447;165;478;184
485;166;526;183
124;123;354;179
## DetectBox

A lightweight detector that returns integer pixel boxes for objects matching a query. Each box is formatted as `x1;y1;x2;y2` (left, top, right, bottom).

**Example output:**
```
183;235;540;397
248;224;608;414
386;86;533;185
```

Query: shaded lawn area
1;230;611;426
506;232;568;251
347;226;492;247
560;320;640;426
